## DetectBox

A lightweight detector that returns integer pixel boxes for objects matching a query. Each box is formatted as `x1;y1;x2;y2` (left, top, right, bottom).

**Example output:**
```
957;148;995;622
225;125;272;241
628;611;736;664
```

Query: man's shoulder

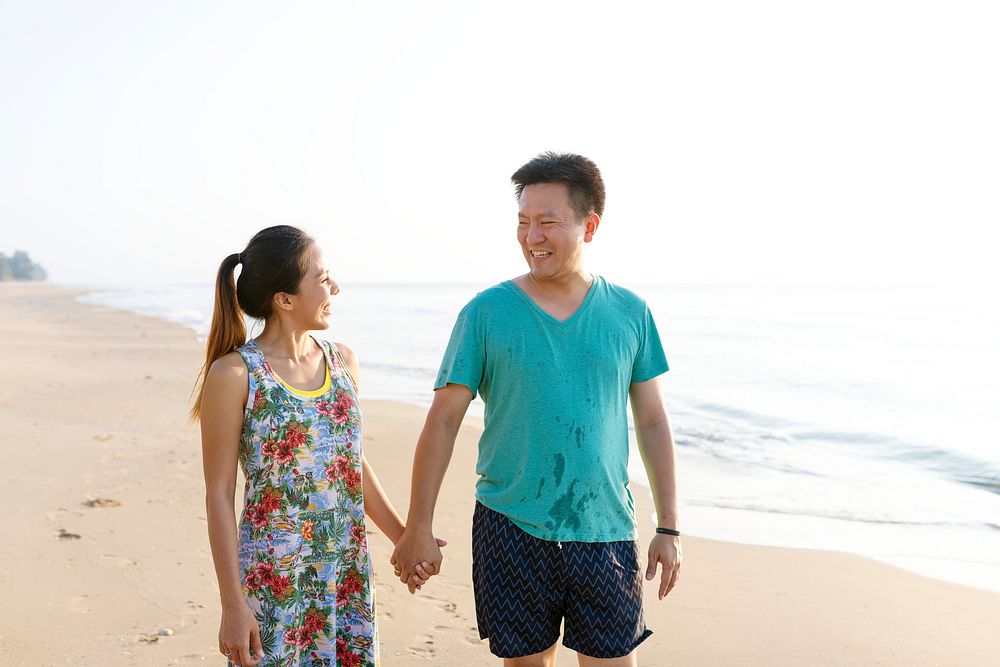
596;276;649;316
459;281;519;314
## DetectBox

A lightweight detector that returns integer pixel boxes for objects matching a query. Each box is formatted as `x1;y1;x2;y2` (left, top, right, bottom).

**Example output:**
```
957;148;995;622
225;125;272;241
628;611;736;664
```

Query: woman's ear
273;292;295;311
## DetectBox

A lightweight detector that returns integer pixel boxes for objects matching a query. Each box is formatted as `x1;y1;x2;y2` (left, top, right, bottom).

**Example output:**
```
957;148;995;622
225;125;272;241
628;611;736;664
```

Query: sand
2;281;998;666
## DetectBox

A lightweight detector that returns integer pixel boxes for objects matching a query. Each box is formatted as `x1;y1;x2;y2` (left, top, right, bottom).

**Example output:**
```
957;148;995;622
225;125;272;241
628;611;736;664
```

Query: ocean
75;281;1000;593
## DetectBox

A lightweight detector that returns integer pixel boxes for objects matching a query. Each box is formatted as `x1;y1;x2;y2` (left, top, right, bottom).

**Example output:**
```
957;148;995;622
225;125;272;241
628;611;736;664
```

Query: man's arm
629;375;682;600
390;383;473;589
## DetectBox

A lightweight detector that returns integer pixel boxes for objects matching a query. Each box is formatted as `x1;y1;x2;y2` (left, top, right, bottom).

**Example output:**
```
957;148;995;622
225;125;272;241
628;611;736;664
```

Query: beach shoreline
2;281;999;666
74;281;1000;595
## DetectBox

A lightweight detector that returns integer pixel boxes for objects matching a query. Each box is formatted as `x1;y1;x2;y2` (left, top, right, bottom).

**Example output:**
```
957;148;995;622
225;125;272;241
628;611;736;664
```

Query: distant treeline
0;251;47;281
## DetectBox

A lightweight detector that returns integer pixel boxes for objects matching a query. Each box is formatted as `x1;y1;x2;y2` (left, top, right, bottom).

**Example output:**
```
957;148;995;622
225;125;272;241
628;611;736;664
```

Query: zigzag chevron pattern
472;503;652;659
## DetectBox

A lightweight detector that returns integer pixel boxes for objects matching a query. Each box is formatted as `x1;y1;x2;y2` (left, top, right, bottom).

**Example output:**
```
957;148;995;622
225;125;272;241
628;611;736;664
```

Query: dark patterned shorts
472;502;653;659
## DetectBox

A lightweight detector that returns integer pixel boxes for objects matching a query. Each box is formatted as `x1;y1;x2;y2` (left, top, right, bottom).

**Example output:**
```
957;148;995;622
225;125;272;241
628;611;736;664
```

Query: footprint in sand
413;590;481;646
407;633;436;659
67;595;90;614
179;600;205;628
85;497;122;508
420;593;461;618
435;623;482;646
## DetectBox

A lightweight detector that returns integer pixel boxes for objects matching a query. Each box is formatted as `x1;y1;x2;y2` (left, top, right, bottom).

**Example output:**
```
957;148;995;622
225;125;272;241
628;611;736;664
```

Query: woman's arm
361;455;406;543
336;341;439;592
336;342;406;541
200;352;262;665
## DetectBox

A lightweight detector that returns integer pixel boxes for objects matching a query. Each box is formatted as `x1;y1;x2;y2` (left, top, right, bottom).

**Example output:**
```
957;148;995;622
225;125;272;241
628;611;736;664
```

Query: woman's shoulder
207;350;249;383
314;338;356;363
331;341;356;362
330;341;360;377
321;340;360;391
201;350;250;412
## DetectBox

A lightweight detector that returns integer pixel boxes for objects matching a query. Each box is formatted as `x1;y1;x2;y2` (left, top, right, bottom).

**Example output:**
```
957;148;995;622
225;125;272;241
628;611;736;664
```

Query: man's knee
503;641;559;667
576;648;638;667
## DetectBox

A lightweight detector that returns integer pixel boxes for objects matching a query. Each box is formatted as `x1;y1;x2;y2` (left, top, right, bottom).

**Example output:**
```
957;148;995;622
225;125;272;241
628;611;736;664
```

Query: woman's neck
255;323;316;361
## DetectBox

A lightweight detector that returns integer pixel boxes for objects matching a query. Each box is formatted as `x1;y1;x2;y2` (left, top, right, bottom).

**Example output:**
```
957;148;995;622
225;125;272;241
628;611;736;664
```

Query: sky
1;1;998;286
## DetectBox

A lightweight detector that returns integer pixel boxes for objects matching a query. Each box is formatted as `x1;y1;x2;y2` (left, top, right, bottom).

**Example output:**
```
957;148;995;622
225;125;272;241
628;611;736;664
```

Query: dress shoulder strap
236;339;266;373
235;340;265;414
322;339;359;394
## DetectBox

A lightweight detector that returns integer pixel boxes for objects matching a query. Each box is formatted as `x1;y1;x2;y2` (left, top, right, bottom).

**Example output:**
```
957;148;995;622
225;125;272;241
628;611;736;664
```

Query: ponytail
190;253;245;420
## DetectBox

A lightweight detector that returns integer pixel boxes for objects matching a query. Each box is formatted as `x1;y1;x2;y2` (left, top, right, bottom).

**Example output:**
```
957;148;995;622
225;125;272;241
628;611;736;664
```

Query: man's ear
273;292;294;311
584;213;601;243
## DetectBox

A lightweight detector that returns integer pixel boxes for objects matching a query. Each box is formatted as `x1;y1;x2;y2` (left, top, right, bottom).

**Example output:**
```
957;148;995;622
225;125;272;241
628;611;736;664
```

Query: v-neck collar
505;275;601;326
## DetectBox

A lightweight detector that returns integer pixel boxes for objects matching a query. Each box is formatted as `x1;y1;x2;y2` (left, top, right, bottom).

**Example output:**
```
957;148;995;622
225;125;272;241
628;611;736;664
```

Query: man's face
517;183;596;282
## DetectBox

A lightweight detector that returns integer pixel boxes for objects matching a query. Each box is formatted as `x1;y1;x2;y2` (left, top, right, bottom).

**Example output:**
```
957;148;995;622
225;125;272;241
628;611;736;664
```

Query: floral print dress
235;337;376;667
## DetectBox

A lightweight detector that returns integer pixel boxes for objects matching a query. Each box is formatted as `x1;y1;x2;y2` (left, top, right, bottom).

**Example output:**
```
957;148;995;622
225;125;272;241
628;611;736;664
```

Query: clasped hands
390;528;446;594
391;530;681;599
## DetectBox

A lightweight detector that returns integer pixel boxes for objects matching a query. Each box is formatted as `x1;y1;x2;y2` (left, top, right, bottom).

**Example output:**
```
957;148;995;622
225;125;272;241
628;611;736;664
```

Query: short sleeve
434;302;486;398
631;305;669;384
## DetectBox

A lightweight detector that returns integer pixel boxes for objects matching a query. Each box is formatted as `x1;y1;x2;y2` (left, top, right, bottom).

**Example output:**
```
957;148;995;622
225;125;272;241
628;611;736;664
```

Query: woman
193;226;436;667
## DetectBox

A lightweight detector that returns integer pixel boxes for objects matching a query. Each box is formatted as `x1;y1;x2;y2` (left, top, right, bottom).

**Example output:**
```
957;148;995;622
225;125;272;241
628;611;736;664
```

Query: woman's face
291;245;339;330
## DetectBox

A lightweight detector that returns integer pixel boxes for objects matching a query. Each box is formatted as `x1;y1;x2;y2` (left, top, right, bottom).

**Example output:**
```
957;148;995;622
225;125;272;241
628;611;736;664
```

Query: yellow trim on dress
271;362;331;398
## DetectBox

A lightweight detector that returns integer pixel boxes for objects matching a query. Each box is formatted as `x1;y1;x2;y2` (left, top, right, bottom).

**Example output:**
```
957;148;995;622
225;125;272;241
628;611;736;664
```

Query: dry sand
2;282;998;666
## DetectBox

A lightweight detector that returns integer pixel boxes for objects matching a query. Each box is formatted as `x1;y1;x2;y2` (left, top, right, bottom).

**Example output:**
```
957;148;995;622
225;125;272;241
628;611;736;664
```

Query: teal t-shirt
434;276;668;542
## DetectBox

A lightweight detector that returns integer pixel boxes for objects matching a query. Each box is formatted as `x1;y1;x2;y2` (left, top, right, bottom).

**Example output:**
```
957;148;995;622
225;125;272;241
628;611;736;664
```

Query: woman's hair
190;225;315;420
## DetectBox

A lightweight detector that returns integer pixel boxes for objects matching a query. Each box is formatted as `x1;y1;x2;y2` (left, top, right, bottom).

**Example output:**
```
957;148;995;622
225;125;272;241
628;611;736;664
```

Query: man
392;152;681;667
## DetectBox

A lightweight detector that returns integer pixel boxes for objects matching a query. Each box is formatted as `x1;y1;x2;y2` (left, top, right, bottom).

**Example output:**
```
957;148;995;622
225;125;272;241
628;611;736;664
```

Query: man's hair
511;152;606;220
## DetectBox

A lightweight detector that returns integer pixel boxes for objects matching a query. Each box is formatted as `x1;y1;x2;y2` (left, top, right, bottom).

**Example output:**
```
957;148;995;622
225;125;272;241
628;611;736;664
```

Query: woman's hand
219;600;263;666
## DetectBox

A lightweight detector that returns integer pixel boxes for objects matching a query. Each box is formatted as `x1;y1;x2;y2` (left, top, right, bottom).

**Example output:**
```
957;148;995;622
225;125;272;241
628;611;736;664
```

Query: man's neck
517;270;593;299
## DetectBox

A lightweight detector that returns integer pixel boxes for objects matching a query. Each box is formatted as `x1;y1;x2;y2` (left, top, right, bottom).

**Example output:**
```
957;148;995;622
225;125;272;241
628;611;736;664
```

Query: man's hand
391;530;446;594
645;533;682;600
